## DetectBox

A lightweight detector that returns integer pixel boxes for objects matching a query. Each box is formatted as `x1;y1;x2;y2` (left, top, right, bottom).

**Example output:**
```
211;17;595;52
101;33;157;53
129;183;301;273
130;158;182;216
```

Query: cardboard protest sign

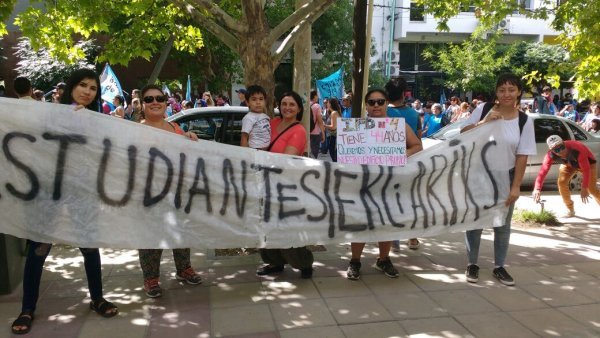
0;98;512;249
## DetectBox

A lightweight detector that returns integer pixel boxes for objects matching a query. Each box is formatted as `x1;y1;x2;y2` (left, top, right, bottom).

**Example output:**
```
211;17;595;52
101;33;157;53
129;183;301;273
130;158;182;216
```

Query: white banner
337;117;407;166
0;98;512;249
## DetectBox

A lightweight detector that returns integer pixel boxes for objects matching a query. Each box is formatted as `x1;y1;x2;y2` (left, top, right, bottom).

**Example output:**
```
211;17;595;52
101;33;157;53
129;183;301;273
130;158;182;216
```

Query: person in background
240;84;271;150
412;99;423;115
52;82;66;103
256;91;314;279
346;88;423;281
202;91;215;106
557;104;579;122
590;119;600;134
324;97;341;162
451;102;471;123
309;90;326;158
341;93;353;118
11;69;118;335
138;84;202;298
111;95;126;118
129;97;143;122
534;86;554;114
532;135;600;217
236;88;248;106
13;76;33;99
422;103;448;138
460;73;536;286
33;89;44;101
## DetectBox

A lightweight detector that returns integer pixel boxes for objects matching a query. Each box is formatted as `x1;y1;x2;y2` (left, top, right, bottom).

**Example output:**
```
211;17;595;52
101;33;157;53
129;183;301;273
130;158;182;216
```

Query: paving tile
146;303;211;338
427;290;498;315
377;292;447;320
568;279;600;302
80;315;149;338
262;279;321;302
209;282;268;308
223;332;278;338
325;295;393;325
270;299;336;330
520;283;595;307
340;321;406;338
476;287;548;311
312;276;372;298
278;325;345;338
509;308;600;337
565;262;600;278
211;304;275;337
205;265;264;285
455;312;537;338
406;271;470;291
361;274;421;295
558;303;600;331
400;316;475;338
535;264;596;282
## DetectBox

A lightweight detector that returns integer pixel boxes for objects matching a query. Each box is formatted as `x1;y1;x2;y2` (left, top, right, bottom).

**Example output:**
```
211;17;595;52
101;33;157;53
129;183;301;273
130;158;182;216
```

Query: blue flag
440;90;447;105
100;63;124;104
316;67;345;108
186;75;191;101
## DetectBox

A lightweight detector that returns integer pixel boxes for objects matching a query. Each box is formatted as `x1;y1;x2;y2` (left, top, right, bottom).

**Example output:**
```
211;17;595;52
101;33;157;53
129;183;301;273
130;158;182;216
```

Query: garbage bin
0;234;27;295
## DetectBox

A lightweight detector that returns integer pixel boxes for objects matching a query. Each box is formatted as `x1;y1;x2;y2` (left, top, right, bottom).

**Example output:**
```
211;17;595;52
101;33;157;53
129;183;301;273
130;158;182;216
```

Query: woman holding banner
460;73;536;286
346;89;422;281
137;85;201;298
11;69;118;335
256;91;315;279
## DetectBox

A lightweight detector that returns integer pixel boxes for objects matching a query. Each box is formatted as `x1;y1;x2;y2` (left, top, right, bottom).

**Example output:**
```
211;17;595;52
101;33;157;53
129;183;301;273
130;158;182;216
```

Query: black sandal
90;298;119;318
11;311;34;335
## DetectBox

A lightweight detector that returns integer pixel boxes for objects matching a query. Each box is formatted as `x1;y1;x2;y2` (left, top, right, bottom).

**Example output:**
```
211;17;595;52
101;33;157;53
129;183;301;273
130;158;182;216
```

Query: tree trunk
352;0;367;118
294;0;312;155
147;35;175;85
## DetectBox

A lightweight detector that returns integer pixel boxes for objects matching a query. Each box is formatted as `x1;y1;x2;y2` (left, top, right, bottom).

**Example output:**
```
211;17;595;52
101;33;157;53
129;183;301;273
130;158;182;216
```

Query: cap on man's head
342;94;351;100
235;88;247;94
546;135;563;149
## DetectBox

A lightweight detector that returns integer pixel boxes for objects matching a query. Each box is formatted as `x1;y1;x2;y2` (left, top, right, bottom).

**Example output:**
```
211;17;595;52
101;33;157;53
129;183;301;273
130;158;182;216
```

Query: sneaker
144;278;162;298
465;264;479;283
346;260;361;280
300;268;313;279
373;258;399;278
391;240;400;253
562;209;575;218
256;264;284;276
493;267;515;286
407;238;420;250
176;267;202;285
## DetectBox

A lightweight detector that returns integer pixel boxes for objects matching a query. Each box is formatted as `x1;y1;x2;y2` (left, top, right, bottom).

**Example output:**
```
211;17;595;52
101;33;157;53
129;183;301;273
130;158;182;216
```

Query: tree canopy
416;0;600;98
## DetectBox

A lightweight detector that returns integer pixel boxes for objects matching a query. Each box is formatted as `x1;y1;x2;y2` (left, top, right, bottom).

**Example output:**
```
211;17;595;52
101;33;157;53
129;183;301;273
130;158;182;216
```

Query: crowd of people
5;69;600;335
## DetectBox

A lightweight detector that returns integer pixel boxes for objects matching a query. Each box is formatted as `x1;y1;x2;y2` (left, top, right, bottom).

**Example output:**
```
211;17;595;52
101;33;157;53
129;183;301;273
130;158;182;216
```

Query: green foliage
417;0;600;98
368;59;387;89
0;0;17;35
13;38;99;91
513;209;560;226
13;0;203;66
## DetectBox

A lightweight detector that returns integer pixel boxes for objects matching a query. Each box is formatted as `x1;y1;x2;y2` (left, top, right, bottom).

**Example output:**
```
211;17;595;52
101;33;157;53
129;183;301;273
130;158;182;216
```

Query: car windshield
428;119;469;140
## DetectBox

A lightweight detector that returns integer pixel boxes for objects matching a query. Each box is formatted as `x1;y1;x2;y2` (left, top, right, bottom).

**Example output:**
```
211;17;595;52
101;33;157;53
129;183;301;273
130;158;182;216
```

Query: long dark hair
278;91;304;121
329;97;341;113
60;68;101;112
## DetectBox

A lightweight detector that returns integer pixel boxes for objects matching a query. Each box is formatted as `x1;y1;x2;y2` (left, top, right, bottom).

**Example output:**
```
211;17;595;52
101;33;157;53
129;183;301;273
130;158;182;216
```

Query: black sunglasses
366;99;386;106
143;95;167;103
551;144;565;153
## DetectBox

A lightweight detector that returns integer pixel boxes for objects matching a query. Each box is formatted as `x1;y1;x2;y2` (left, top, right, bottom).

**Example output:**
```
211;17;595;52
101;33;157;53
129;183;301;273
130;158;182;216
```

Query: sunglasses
366;99;386;106
551;144;565;153
143;95;167;103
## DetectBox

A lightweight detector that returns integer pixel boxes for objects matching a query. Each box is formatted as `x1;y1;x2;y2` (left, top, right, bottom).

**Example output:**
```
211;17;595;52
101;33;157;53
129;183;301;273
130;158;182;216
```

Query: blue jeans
21;240;104;312
465;170;515;267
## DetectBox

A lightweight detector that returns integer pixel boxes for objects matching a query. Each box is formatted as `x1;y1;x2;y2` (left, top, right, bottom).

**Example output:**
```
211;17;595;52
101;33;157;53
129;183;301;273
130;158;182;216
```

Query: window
518;0;532;10
410;2;425;22
565;121;588;141
533;118;570;143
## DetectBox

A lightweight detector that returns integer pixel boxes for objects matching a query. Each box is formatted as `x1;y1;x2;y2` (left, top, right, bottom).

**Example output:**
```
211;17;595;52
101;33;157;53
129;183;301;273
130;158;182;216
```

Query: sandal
11;311;34;335
90;298;119;318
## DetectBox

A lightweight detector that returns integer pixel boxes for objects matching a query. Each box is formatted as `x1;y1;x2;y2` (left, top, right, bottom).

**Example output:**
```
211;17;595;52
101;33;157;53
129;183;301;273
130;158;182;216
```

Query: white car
422;113;600;190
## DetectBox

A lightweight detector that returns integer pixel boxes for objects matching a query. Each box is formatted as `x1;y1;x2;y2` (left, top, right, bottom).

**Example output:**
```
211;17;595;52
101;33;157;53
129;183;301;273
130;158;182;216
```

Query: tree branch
268;0;335;45
271;0;335;66
173;0;240;51
189;0;244;35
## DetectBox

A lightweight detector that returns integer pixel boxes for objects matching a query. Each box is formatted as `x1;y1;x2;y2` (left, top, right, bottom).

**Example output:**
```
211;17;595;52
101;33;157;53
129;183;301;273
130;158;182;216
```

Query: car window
533;118;570;143
565;121;588;141
220;114;245;145
177;115;220;141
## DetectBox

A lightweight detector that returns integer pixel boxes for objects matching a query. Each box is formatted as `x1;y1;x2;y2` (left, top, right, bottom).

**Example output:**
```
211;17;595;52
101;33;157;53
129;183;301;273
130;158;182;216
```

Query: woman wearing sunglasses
138;85;201;298
532;135;600;217
11;68;118;335
460;73;536;286
346;89;422;281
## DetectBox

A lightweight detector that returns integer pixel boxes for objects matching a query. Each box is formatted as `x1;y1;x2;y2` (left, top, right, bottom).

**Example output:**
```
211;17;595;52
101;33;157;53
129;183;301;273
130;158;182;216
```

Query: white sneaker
562;210;575;218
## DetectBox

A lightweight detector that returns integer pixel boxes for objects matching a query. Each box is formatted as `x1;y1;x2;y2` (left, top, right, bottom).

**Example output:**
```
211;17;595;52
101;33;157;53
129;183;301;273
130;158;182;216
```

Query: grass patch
513;209;561;226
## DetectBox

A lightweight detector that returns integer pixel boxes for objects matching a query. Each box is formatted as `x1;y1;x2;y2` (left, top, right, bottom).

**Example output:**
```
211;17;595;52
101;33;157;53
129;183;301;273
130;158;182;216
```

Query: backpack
480;102;528;135
310;103;317;132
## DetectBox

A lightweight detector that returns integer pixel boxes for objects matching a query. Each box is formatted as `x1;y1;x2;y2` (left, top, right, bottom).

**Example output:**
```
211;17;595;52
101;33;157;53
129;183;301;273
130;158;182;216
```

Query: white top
466;104;537;169
241;111;271;149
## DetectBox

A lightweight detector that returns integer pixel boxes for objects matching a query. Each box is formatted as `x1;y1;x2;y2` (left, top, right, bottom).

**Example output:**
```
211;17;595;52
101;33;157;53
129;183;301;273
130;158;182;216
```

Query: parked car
422;113;600;190
167;106;248;145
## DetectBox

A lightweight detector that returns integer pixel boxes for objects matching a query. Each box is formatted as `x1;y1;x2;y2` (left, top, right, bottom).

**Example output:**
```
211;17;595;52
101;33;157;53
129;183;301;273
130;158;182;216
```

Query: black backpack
309;103;317;132
480;102;528;135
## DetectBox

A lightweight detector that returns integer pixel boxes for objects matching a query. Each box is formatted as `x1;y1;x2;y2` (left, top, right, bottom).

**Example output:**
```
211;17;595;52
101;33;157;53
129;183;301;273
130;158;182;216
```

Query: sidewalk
1;191;599;337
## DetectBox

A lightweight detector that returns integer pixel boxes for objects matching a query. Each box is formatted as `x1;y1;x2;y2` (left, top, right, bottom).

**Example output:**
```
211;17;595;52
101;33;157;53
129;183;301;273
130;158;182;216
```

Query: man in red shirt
532;135;600;217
